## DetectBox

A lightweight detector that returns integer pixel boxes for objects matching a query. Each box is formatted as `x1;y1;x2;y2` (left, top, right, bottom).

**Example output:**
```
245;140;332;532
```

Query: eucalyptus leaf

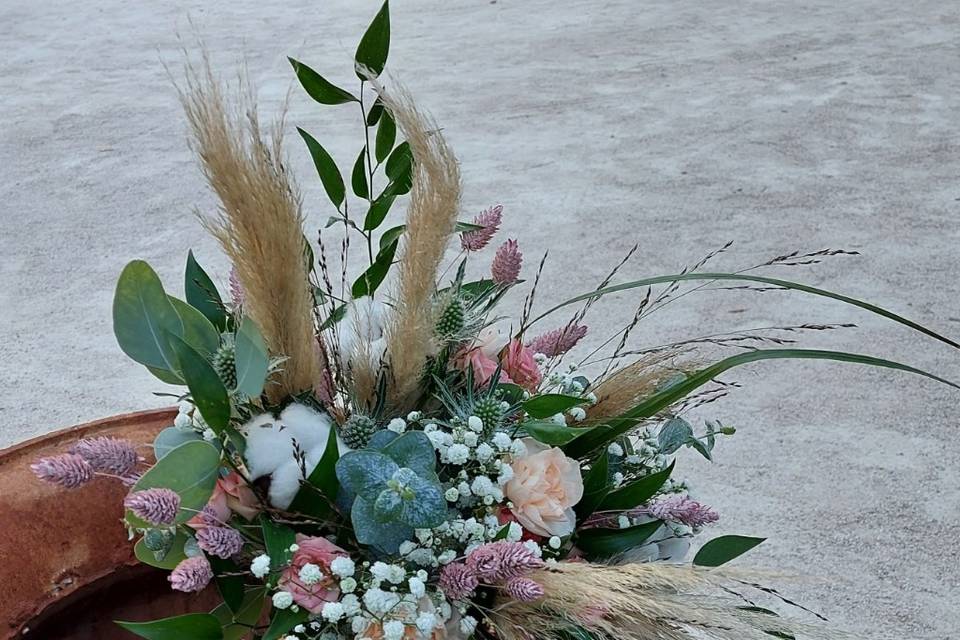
374;489;403;521
116;614;223;640
134;530;188;570
397;476;447;528
336;450;398;500
289;57;358;105
128;441;220;527
366;98;384;125
379;224;405;250
298;127;345;209
168;296;221;358
167;334;231;432
381;431;438;477
185;251;227;331
354;0;390;79
658;418;693;455
693;535;766;567
351;495;413;553
153;426;202;460
113;260;183;377
384;141;412;195
234;316;270;398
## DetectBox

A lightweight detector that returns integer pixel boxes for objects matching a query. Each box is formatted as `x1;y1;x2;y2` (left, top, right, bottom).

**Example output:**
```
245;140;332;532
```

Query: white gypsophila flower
507;521;523;542
497;464;514;485
475;443;495;462
407;411;422;422
510;439;527;457
330;556;355;577
446;443;470;465
322;601;345;622
568;381;584;393
457;480;472;496
340;577;357;593
177;401;192;414
250;554;271;578
415;529;433;544
370;562;391;582
352;616;368;634
288;543;299;552
445;487;460;502
416;612;438;634
201;428;217;441
299;563;323;585
426;430;447;450
460;616;478;635
492;432;512;451
387;418;407;434
437;549;456;565
272;591;294;609
294;625;305;634
363;588;400;616
618;515;631;529
465;519;486;539
626;454;641;464
423;422;438;433
467;416;484;432
408;576;426;598
383;620;405;640
341;593;361;616
613;472;625;486
523;540;543;557
387;564;406;584
399;540;418;555
406;548;437;567
585;392;598;405
533;352;547;365
548;536;561;549
550;413;566;426
471;475;494;497
607;442;624;457
174;412;191;428
463;432;479;448
569;407;587;422
416;569;428;581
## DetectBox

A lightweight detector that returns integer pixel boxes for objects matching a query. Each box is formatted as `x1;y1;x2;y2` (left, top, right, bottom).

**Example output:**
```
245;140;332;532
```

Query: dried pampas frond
491;562;851;640
365;75;461;411
588;352;691;421
178;54;321;403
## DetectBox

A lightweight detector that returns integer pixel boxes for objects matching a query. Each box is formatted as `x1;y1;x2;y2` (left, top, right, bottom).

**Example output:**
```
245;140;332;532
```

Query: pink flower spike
503;576;545;602
31;453;94;488
465;541;545;581
460;204;503;251
124;487;181;526
70;437;139;476
439;562;479;600
527;323;588;358
492;239;522;284
169;556;213;593
196;526;244;559
648;495;719;527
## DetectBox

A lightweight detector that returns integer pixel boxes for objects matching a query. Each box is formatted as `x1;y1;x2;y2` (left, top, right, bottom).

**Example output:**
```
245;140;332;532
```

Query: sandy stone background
1;1;958;637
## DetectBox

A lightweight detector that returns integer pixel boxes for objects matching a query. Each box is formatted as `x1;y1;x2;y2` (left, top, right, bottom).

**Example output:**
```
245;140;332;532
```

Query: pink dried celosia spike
124;487;181;526
503;576;545;602
31;453;94;488
229;266;244;308
196;526;245;559
647;495;719;527
438;562;479;600
466;541;545;581
460;204;503;251
491;239;522;284
526;323;588;358
169;555;214;593
70;437;140;476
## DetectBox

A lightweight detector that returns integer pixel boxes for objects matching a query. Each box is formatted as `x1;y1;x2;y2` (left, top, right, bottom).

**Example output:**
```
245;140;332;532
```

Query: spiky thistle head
212;342;237;390
340;414;379;450
435;295;467;339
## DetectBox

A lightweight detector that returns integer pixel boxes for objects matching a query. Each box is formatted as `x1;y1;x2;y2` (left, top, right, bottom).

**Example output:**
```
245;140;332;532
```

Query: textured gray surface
1;1;959;637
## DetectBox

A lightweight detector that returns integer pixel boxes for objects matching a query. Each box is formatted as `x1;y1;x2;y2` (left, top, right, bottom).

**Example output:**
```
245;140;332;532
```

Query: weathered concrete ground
2;1;958;636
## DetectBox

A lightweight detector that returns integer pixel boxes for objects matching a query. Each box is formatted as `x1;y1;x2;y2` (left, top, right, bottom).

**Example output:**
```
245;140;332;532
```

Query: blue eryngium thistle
124;487;181;526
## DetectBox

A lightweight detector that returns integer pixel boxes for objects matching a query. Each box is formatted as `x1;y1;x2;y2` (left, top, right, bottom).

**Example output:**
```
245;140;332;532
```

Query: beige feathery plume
588;352;690;421
491;562;852;640
358;76;461;410
178;55;321;403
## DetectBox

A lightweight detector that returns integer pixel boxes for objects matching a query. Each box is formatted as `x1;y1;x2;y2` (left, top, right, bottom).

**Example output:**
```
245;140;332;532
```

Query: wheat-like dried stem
588;352;691;421
177;53;321;403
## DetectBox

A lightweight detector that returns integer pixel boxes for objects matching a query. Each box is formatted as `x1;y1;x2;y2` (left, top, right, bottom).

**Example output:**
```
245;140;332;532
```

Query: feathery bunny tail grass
367;75;461;410
178;55;321;403
491;562;853;640
588;352;690;421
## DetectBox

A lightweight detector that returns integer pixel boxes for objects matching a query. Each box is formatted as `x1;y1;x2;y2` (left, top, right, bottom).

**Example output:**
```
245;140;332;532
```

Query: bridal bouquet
31;3;958;639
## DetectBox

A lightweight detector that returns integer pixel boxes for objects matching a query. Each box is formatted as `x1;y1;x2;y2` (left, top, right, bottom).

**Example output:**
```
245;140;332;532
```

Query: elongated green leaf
599;461;675;511
113;260;183;375
129;441;220;526
154;426;203;460
352;239;398;297
384;141;412;195
133;530;188;570
366;97;384;125
576;519;662;559
694;535;765;567
234;316;270;398
523;394;586;419
379;224;405;250
213;588;268;640
297;127;345;209
289;58;358;105
354;1;390;79
185;251;227;331
260;515;296;569
364;192;396;231
528;272;960;350
287;426;341;518
563;349;960;458
263;607;309;640
375;109;396;163
522;420;587;446
352;147;370;199
575;451;610;520
168;296;220;357
207;555;246;613
117;613;222;640
168;334;231;432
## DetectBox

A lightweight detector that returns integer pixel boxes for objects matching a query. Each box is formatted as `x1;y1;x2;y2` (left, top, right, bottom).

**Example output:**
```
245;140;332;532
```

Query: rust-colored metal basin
0;409;221;639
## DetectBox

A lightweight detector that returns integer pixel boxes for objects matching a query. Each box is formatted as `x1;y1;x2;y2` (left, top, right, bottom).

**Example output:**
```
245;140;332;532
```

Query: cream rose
504;439;584;537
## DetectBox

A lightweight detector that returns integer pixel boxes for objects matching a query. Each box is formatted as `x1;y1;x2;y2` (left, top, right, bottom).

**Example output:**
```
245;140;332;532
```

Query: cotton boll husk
490;561;854;640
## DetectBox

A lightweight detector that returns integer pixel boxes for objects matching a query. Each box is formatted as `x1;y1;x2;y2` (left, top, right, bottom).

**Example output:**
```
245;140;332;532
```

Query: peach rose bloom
504;439;584;537
454;326;508;386
278;534;347;613
218;471;261;521
500;339;542;391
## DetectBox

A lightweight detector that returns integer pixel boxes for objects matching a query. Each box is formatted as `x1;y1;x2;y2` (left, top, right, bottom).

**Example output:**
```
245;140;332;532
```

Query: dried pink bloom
31;453;94;488
526;323;588;358
124;487;181;526
439;562;479;600
491;239;522;284
196;526;245;559
70;437;139;476
229;266;244;308
465;541;545;581
168;555;213;593
648;495;719;527
503;576;545;602
460;204;503;251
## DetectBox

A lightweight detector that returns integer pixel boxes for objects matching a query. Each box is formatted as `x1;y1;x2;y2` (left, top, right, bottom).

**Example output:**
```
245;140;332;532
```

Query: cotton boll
338;298;390;363
279;404;337;453
240;414;293;480
267;436;334;509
